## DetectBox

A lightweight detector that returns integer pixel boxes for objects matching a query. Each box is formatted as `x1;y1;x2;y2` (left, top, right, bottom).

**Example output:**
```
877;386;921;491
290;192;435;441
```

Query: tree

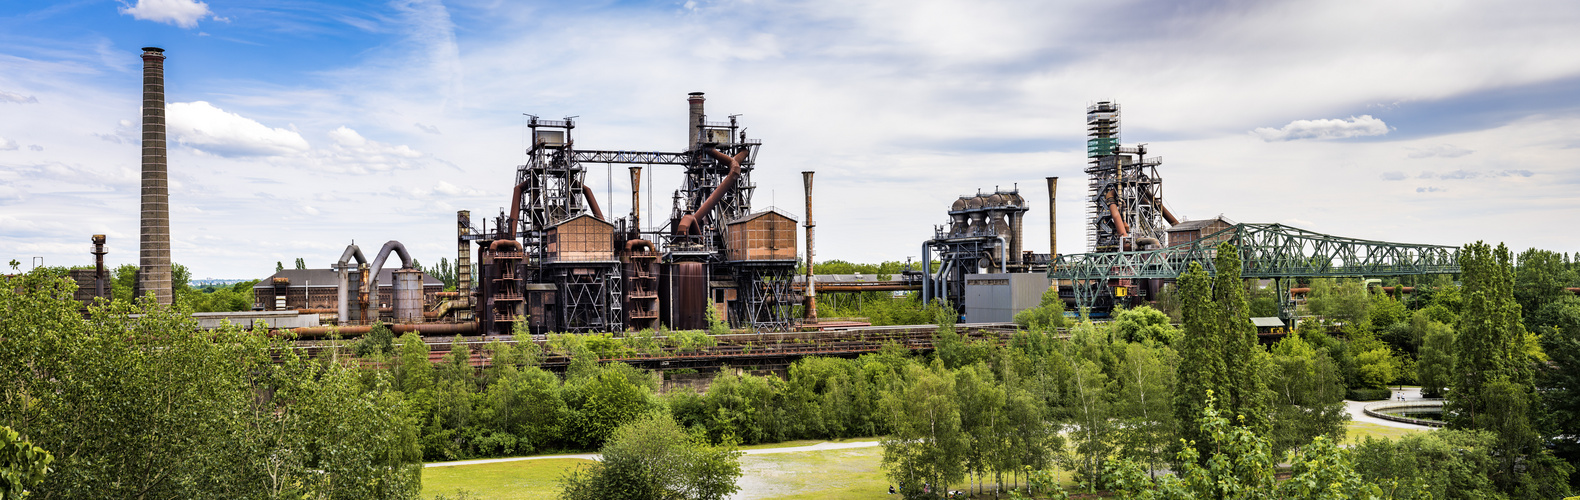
1449;242;1530;426
0;271;422;498
277;261;285;272
1448;241;1574;497
1174;242;1272;459
1514;248;1577;332
1536;294;1580;483
294;257;307;270
1114;340;1178;478
1416;318;1455;398
1013;288;1068;332
0;425;52;498
880;361;967;498
1305;278;1371;326
1266;331;1349;455
558;413;742;500
1111;305;1180;345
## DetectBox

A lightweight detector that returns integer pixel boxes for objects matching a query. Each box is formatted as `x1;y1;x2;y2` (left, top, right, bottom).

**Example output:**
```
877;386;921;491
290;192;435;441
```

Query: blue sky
3;0;1579;279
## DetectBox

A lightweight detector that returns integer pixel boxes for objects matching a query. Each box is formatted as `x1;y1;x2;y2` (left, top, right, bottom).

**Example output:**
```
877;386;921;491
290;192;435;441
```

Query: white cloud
168;101;311;157
1380;171;1407;181
1252;115;1389;142
27;145;43;152
434;181;483;197
302;126;426;174
1407;144;1474;159
0;91;38;104
118;0;213;29
0;137;17;151
414;122;441;134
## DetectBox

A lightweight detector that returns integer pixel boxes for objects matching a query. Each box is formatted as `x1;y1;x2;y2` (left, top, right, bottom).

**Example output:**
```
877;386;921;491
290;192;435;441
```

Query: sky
2;0;1578;280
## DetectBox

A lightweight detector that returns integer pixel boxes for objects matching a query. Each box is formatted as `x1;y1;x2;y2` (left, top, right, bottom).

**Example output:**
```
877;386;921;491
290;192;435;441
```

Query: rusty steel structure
922;187;1028;314
138;47;172;305
469;92;798;335
1084;101;1178;254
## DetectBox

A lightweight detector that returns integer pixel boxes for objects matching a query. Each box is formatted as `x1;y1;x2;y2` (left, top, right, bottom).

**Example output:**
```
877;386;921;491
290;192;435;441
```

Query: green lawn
735;446;890;500
1344;420;1431;444
422;458;594;500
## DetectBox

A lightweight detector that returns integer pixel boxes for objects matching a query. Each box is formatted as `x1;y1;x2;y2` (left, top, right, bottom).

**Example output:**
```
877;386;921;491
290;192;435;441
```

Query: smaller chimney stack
802;171;817;322
687;92;705;151
1046;177;1059;258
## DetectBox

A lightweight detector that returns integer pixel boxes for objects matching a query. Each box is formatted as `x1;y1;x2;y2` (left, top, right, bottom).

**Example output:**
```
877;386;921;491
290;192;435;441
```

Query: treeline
0;272;420;499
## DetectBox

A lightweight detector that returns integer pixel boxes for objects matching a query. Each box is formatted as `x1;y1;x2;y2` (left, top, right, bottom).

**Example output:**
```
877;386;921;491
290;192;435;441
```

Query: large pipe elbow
625;239;654;253
582;185;605;221
674;148;747;237
362;240;415;319
337;244;367;268
490;239;523;252
505;180;529;240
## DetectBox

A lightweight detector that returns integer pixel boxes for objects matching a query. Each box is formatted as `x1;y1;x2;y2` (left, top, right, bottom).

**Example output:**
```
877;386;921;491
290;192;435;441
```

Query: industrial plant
62;47;1466;354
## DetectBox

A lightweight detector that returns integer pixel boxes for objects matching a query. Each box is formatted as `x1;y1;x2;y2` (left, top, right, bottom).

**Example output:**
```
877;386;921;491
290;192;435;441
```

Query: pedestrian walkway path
1345;387;1437;430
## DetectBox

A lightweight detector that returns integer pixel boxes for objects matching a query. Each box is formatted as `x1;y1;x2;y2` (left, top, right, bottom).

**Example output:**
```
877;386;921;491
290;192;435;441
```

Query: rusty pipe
289;322;477;337
803;170;817;322
1108;202;1129;237
490;239;522;252
505;180;529;240
675;148;747;236
1157;199;1180;226
625;239;654;253
581;184;606;221
630;166;643;233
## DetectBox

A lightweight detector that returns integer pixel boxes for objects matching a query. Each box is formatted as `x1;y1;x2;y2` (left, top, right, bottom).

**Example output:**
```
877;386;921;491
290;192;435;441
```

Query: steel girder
1048;223;1460;312
571;150;694;165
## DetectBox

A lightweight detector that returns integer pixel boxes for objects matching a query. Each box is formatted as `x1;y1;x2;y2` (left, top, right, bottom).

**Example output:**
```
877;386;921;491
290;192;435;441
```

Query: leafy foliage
558;414;742;500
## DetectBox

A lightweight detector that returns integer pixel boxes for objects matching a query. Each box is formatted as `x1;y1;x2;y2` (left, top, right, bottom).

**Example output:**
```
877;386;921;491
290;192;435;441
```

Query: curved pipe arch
582;185;606;221
335;243;369;323
360;240;414;321
674;148;747;237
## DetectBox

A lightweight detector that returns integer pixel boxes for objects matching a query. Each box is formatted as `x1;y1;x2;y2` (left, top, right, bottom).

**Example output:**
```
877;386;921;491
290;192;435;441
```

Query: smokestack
1046;177;1058;258
629;166;642;233
687;92;705;150
457;210;472;317
802;171;817;322
92;235;107;299
139;47;172;305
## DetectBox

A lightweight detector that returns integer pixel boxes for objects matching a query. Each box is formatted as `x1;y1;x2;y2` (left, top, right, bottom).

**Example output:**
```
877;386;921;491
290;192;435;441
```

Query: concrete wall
963;273;1053;323
192;310;319;330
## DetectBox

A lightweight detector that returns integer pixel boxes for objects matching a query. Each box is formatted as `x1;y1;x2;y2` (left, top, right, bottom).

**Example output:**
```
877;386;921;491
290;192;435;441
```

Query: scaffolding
1085;101;1171;253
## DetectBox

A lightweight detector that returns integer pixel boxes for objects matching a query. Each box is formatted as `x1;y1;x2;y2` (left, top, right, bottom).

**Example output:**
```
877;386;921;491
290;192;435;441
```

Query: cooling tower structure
139;47;172;305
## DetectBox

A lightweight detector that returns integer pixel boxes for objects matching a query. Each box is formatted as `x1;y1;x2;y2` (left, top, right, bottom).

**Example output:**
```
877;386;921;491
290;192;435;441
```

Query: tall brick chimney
139;47;172;305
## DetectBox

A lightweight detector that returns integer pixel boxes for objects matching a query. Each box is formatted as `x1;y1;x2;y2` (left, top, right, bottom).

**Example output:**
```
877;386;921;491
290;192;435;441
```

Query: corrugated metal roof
1168;216;1237;232
547;212;614;229
1251;317;1286;328
727;207;800;224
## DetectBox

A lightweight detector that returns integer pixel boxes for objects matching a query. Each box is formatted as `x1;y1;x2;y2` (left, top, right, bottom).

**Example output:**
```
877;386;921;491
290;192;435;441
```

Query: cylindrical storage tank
393;269;423;322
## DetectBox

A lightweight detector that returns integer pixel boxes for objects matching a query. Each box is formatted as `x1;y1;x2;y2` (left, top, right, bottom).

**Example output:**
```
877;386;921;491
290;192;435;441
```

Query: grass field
422;425;1422;499
1344;420;1431;444
422;458;593;500
735;446;890;500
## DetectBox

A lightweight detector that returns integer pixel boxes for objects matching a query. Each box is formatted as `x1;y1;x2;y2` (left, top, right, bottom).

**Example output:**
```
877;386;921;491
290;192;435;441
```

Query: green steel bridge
1047;223;1461;318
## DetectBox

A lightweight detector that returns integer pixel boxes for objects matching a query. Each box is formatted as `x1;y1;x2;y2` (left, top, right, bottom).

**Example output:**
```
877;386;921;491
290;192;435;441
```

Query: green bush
1346;388;1392;401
